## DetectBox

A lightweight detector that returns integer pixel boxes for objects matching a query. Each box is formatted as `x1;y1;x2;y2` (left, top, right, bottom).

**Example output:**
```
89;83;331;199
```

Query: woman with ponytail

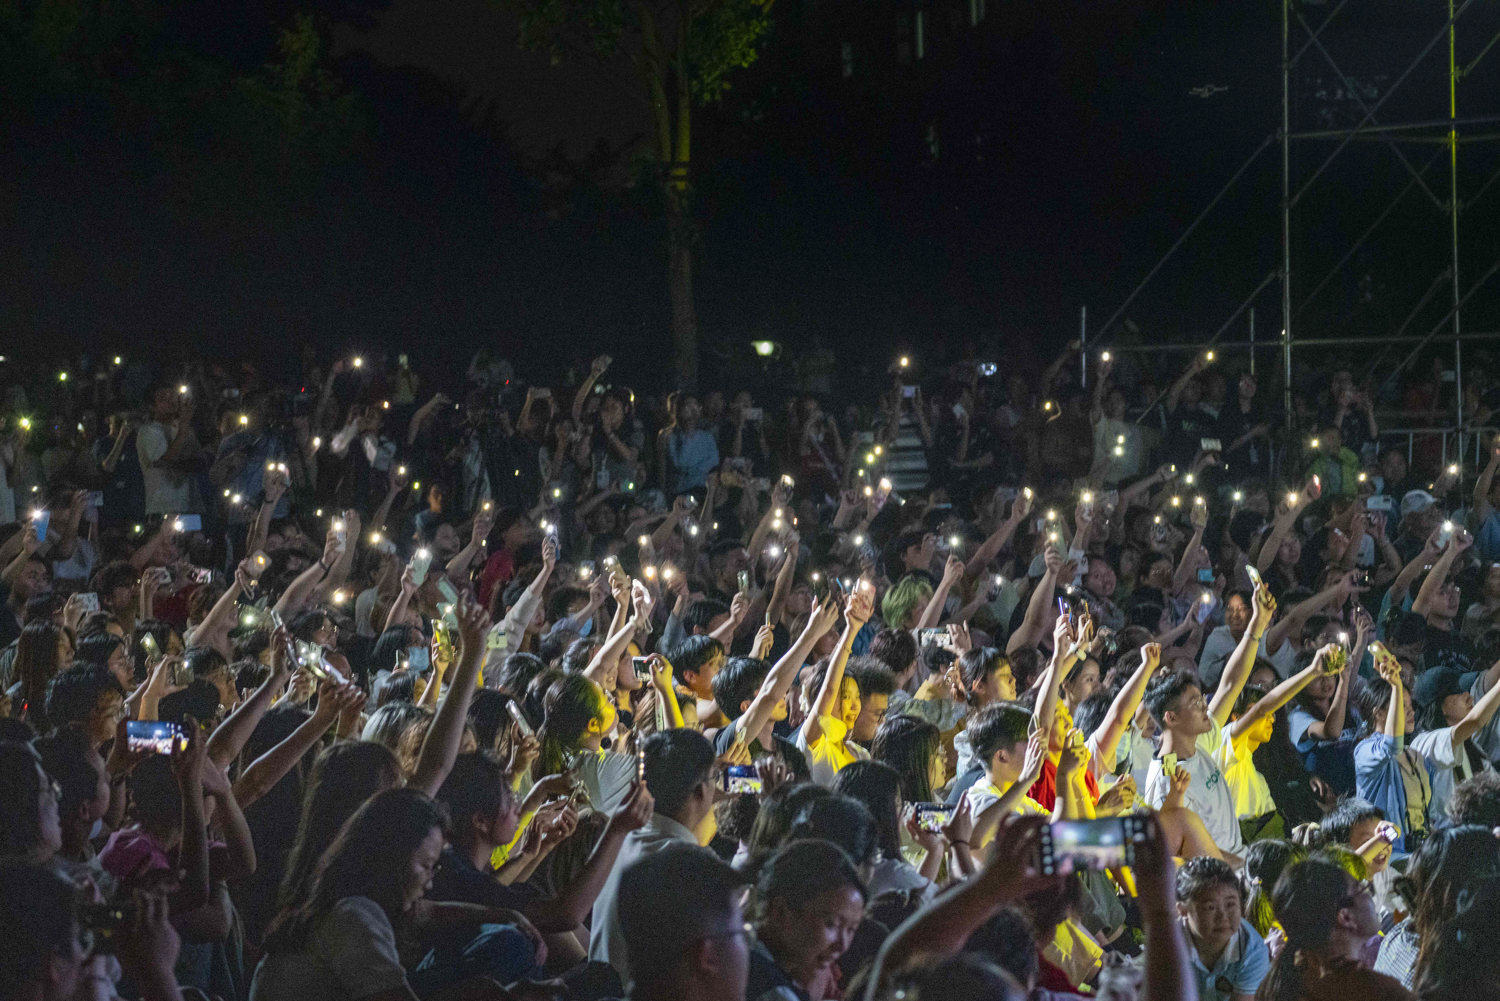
1256;856;1410;1001
537;672;634;813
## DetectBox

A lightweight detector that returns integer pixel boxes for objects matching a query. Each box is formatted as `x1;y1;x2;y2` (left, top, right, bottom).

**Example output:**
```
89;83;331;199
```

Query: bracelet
950;839;971;847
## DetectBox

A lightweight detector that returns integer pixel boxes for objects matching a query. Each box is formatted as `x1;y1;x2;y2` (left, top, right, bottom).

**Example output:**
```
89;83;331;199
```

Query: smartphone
919;627;949;647
977;362;998;377
84;491;104;508
1161;752;1178;776
249;550;270;580
79;900;135;953
1245;564;1263;588
1038;816;1147;875
632;656;653;682
636;741;647;782
901;385;916;399
183;565;213;585
437;579;460;607
722;764;764;795
169;658;194;688
125;720;188;755
409;548;433;586
1437;520;1455;548
745;406;763;421
738;570;752;595
914;802;954;833
506;700;534;738
1200;438;1222;453
76;592;100;613
31;510;50;541
139;632;159;659
1197;568;1214;584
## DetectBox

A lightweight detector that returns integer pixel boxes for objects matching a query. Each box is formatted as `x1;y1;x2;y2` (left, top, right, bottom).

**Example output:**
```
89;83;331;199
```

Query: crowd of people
2;339;1500;1001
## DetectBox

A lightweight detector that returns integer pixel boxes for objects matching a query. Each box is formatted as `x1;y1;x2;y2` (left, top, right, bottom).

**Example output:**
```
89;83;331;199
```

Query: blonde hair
882;575;933;631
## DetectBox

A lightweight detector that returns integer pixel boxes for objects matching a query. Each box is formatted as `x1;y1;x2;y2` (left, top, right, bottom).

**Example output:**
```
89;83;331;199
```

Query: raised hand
455;593;492;659
942;555;965;586
845;586;874;628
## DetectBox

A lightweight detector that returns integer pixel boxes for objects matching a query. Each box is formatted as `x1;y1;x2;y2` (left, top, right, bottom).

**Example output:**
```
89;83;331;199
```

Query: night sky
2;0;1496;388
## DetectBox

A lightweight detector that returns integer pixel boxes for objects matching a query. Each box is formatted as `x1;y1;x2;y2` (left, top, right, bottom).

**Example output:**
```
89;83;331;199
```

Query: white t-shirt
249;896;408;1001
137;422;191;515
1411;726;1492;826
963;778;1050;849
1142;718;1246;857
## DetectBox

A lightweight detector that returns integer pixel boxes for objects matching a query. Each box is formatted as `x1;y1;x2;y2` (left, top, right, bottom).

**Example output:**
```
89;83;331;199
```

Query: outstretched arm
1210;582;1275;727
411;594;491;797
801;591;871;746
1092;643;1161;770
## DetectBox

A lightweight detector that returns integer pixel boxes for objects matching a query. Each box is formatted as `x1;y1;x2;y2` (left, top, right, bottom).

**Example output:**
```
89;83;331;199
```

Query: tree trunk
666;190;699;391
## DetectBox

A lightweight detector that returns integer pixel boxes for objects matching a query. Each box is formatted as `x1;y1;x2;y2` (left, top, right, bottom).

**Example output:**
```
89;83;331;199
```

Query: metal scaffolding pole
1282;0;1293;428
1450;0;1463;430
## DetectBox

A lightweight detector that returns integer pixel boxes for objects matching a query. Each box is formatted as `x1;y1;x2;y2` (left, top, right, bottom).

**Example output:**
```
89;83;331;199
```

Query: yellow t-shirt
963;779;1050;848
796;714;870;786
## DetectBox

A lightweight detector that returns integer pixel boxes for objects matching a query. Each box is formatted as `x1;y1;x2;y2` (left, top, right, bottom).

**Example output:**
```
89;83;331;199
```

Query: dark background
2;0;1497;390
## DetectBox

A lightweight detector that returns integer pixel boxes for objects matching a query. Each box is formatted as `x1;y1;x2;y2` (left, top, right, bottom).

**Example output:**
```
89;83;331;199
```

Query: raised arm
1413;528;1470;616
1171;501;1209;596
964;492;1031;583
1210;582;1275;727
1255;480;1316;575
737;595;846;745
272;529;340;617
1452;657;1500;746
915;555;965;631
206;626;291;769
801;592;869;746
411;594;491;797
583;604;641;689
1230;648;1331;742
1387;527;1442;610
231;682;352;809
1005;548;1061;656
1092;643;1161;770
1472;444;1500;530
763;535;800;628
1304;645;1356;743
572;355;611;421
443;508;495;585
1029;614;1080;748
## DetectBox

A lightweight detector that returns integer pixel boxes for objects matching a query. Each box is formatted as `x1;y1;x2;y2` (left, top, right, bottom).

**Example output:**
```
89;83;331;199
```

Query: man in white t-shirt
136;384;197;515
1142;673;1246;862
1410;663;1500;824
961;703;1051;851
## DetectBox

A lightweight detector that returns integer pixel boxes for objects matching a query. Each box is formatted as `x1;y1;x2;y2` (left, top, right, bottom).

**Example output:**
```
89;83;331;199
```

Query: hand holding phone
126;720;189;755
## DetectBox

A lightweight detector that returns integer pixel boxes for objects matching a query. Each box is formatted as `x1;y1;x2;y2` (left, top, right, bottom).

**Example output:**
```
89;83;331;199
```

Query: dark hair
1416;874;1500;1001
1320;797;1384;845
1244;839;1305;936
752;839;867;926
278;741;403;912
466;689;516;753
1261;858;1362;1001
875;953;1025;1001
375;671;417;708
496;652;545;700
867;628;918;676
967;702;1031;768
13;620;67;723
43;665;123;732
74;632;124;670
787;796;879;869
644;729;716;818
158;678;221;727
745;782;833;871
544;586;589;624
1143;670;1204;727
561;637;600;675
871;715;941;804
963;905;1040;990
1072;689;1113;742
671;635;725;681
956;647;1008;703
0;862;80;996
537;673;610;776
683;599;730;633
0;742;50;857
1448;772;1500;828
711;656;769;721
370;626;418;676
435;751;512;845
618;845;750;994
846;656;897;701
1405;826;1500;986
1176;855;1243;906
265;788;448;953
833;761;905;862
32;726;99;817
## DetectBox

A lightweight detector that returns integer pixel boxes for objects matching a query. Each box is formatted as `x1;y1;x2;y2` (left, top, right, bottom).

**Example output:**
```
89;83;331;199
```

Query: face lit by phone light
1177;878;1244;956
836;676;863;733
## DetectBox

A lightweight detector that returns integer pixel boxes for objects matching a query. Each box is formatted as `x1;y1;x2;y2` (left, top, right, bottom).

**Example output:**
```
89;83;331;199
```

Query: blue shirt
1184;917;1270;1001
1478;510;1500;564
665;428;719;494
1354;732;1435;854
1288;706;1359;797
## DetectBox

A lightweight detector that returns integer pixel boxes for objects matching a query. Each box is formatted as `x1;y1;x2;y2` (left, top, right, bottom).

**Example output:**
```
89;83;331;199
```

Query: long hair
1257;858;1358;1001
1416;875;1500;1001
745;781;833;877
537;673;608;776
278;741;403;912
833;761;905;863
1243;839;1305;937
1408;826;1500;987
14;621;65;720
265;788;447;954
872;715;941;805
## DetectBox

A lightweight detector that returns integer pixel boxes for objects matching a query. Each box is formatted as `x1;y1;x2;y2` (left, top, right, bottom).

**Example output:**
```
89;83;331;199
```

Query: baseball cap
1401;490;1438;518
1413;663;1479;709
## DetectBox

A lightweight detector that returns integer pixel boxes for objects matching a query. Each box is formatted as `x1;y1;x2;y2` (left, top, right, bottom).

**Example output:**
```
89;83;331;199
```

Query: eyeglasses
1339;878;1375;907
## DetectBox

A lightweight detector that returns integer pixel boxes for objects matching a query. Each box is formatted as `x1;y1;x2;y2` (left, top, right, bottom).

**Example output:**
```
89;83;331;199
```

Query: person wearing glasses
1257;856;1410;1001
616;844;751;1001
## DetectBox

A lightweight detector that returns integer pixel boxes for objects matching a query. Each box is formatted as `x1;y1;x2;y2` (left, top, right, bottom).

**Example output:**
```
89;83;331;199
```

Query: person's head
871;714;944;804
957;647;1017;706
32;727;109;852
1399;825;1500;979
844;657;895;743
1243;839;1306;937
44;666;125;750
1229;683;1276;751
0;862;93;1000
832;761;906;864
435;751;519;852
1062;656;1100;711
1175;856;1245;953
618;845;751;1001
967;702;1032;784
14;620;71;716
875;953;1026;1001
683;599;731;636
0;741;62;862
1223;590;1252;637
673;635;726;701
1355;672;1415;738
268;788;449;952
1320;797;1389;871
867;628;919;683
1082;557;1116;599
1416;874;1500;1001
74;632;131;691
1448;771;1500;829
712;656;776;725
280;740;404;910
786;796;879;874
801;659;862;735
538;672;616;774
644;729;717;832
881;575;933;631
495;652;545;700
1144;671;1212;739
1141;552;1174;590
752;840;866;985
1262;857;1379;999
1414;663;1479;732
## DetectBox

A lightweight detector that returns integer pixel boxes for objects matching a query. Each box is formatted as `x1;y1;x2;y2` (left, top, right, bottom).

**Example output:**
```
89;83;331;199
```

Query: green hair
881;575;933;631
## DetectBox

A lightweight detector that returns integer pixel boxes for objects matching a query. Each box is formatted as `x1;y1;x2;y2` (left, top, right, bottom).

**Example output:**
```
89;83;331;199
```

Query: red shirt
1027;757;1100;812
478;549;515;608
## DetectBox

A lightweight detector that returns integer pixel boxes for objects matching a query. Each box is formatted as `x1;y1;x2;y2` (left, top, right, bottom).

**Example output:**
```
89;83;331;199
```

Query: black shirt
429;844;541;912
713;718;811;782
